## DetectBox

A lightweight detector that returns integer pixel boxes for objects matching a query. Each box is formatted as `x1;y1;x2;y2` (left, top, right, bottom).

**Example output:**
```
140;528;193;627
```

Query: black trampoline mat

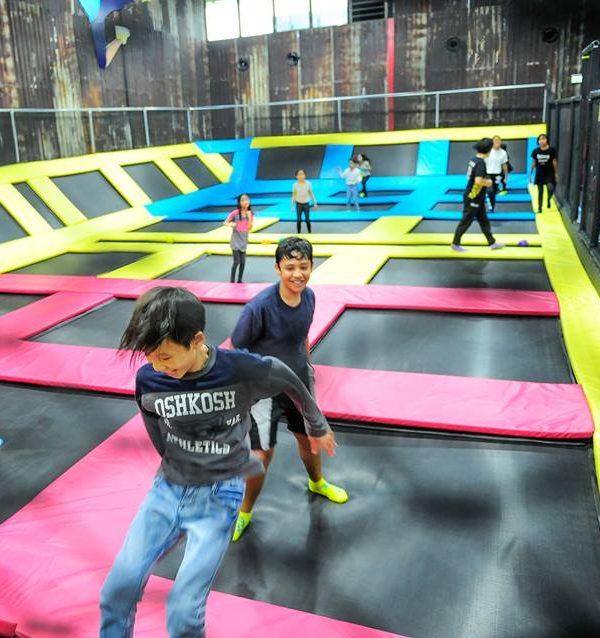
154;427;600;638
173;156;220;189
0;382;136;523
446;188;530;195
433;201;532;212
10;252;147;276
262;221;371;234
221;152;234;165
448;139;527;175
413;219;538;234
332;189;412;197
31;299;244;349
256;146;326;181
308;203;392;211
141;220;222;233
352;144;418;176
312;309;571;383
161;255;325;284
0;293;44;316
370;258;552;291
52;171;129;217
0;203;27;242
123;162;180;201
14;182;64;229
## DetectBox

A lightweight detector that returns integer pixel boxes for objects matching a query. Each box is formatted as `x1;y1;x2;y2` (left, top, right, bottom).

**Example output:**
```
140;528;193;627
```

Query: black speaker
581;40;600;96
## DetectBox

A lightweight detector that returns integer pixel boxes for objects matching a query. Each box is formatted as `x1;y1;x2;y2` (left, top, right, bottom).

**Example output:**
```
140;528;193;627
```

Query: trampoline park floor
161;255;325;283
10;252;148;276
32;299;244;349
412;219;537;234
3;130;600;638
154;426;600;638
370;258;553;291
311;309;571;383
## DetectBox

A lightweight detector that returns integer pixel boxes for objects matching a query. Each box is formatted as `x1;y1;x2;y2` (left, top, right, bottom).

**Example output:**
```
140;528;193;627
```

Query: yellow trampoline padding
99;242;335;280
27;177;87;225
533;192;600;488
309;246;390;284
0;207;153;273
252;124;546;148
0;143;203;183
0;184;53;235
153;158;197;194
96;163;150;207
100;244;206;279
197;153;234;183
399;233;542;248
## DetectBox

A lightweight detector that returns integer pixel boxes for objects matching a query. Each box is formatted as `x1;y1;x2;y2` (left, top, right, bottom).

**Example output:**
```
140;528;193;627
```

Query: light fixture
286;51;300;66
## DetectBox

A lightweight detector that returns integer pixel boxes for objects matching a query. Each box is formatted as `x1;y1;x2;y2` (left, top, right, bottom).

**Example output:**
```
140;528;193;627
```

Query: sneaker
308;478;348;503
451;244;468;253
489;242;505;250
232;511;252;542
359;192;365;198
498;189;508;196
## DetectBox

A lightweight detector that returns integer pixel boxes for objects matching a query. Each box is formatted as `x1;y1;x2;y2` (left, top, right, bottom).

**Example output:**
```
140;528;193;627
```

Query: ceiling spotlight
542;27;559;44
236;56;249;72
445;36;461;53
286;51;300;66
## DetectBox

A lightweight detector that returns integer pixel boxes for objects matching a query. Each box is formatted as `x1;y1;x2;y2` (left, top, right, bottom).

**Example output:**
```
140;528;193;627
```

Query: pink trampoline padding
0;342;591;438
314;364;594;439
0;275;559;315
0;415;407;638
0;292;114;339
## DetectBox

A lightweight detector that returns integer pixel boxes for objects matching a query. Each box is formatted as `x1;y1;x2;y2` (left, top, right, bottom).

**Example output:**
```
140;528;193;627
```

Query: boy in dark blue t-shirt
99;286;335;636
231;237;348;541
452;137;505;252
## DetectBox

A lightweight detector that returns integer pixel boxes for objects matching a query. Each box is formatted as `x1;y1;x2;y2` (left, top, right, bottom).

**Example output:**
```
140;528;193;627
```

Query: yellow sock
232;510;252;542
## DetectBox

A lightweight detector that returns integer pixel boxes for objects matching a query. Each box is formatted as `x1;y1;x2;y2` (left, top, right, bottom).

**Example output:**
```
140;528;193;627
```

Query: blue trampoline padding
195;139;252;153
321;145;355;179
416;141;450;176
159;209;536;223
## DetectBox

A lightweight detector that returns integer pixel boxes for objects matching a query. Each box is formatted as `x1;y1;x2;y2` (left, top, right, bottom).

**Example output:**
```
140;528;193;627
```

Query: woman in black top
530;134;559;213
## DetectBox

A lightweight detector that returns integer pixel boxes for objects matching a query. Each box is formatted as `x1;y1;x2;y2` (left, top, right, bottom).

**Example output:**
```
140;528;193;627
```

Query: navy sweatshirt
136;347;329;485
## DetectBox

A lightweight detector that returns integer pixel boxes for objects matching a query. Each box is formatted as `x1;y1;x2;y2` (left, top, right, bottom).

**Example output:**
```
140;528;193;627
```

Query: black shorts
249;393;306;451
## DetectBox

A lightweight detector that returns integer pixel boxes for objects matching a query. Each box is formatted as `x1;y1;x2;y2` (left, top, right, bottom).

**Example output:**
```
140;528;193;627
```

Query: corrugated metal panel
0;0;599;159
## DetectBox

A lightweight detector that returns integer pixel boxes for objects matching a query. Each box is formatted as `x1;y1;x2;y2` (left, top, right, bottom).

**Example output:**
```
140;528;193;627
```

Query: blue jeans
346;184;360;210
100;474;244;637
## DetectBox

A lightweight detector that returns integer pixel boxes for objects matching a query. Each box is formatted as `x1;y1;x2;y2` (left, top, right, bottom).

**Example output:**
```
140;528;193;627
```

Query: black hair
473;138;493;154
236;192;252;220
295;168;306;176
275;236;313;265
119;286;206;355
357;153;370;163
537;134;549;145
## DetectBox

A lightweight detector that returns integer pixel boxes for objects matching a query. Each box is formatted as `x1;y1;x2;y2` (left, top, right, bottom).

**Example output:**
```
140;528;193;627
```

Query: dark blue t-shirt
231;283;315;384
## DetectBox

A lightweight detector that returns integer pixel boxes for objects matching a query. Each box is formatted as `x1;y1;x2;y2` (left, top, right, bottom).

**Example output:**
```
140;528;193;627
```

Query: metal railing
0;83;546;164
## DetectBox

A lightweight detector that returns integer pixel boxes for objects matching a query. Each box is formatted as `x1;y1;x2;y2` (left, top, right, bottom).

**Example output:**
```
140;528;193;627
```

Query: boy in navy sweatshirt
99;286;335;637
231;237;348;542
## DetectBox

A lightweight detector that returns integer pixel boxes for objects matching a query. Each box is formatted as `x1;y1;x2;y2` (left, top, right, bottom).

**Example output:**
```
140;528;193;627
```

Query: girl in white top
485;135;509;213
338;159;362;211
291;169;318;233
